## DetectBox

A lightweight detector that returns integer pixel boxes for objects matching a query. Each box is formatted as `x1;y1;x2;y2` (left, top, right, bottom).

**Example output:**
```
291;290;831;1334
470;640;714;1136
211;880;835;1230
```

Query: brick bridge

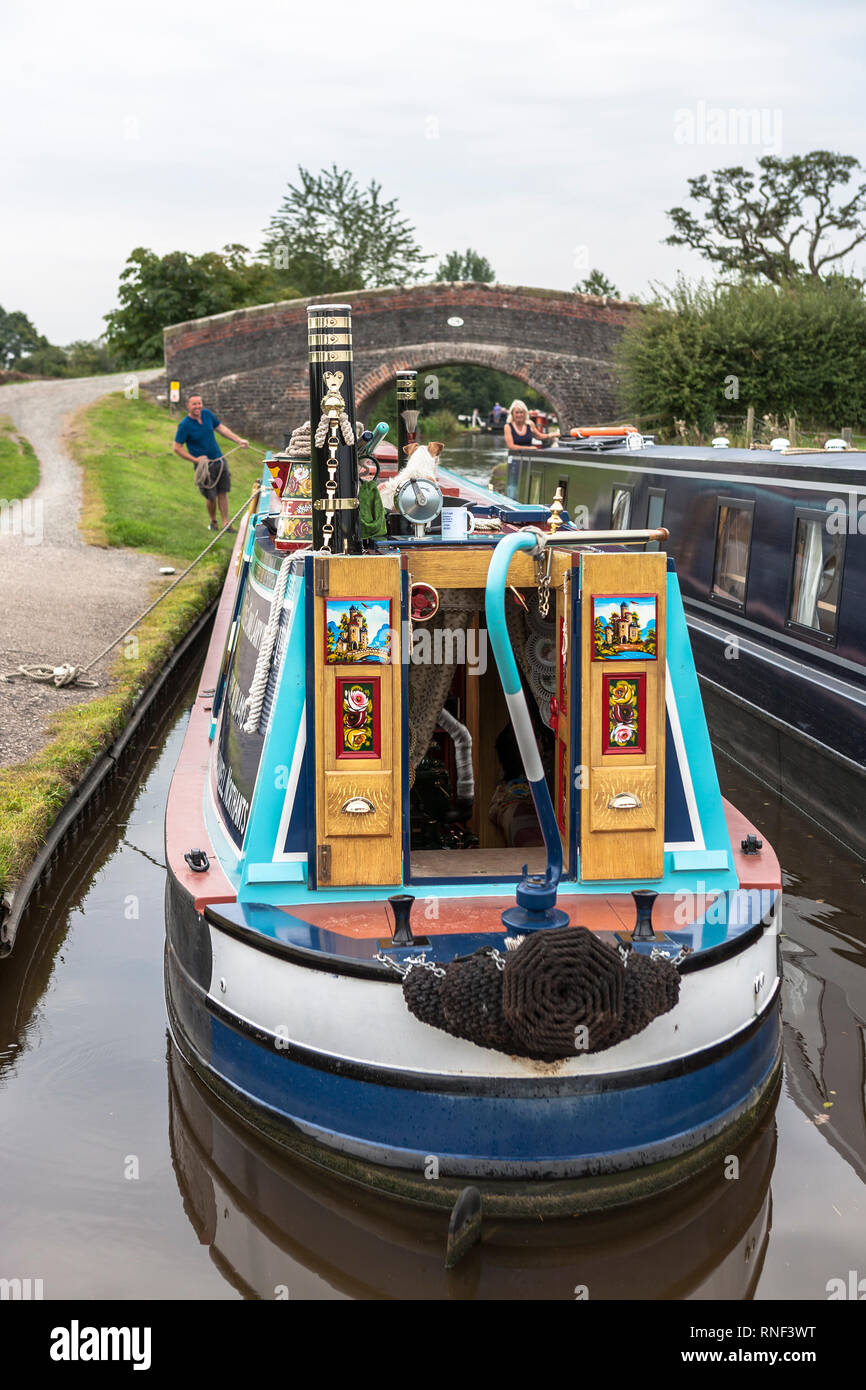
163;282;639;445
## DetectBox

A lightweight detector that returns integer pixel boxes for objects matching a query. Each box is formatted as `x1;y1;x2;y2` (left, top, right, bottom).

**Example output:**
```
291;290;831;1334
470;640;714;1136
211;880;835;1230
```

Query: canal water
443;430;507;488
1;558;864;1300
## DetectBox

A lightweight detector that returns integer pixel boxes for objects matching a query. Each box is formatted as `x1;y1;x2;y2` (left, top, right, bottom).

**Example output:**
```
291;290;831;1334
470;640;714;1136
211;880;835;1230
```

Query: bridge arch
353;343;571;426
163;282;638;444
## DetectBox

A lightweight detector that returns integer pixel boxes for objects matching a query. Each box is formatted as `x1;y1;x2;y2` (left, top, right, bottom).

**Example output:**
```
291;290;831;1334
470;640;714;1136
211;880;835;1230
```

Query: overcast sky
2;0;864;343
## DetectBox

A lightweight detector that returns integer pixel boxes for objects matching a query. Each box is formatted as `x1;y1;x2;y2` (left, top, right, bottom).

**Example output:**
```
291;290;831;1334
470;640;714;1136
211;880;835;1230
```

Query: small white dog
378;441;444;510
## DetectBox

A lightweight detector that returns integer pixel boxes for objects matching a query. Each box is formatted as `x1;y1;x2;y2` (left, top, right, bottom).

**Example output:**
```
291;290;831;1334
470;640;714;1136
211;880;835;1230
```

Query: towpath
0;372;164;767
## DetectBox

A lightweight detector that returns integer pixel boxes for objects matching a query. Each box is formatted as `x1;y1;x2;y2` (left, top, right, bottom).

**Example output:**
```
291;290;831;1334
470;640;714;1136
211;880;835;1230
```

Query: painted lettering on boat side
216;745;251;836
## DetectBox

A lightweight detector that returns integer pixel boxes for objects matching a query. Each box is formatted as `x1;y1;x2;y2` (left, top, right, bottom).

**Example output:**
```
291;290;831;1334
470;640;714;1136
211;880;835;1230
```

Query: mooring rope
241;554;293;734
0;473;267;690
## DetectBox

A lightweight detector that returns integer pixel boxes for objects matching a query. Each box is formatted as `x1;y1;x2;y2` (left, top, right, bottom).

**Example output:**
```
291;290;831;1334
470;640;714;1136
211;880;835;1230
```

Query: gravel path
0;371;168;768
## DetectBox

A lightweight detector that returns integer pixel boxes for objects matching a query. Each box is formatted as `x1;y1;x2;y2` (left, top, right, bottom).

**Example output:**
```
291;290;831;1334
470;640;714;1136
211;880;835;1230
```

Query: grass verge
67;392;265;555
0;416;39;499
0;391;267;896
0;570;222;893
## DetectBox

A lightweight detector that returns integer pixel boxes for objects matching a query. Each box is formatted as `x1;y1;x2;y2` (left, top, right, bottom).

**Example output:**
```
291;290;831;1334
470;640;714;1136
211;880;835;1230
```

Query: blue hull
165;876;782;1205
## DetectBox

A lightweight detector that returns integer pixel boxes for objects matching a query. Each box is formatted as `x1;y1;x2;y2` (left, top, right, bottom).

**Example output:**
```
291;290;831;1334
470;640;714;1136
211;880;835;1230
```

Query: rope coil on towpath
0;449;268;690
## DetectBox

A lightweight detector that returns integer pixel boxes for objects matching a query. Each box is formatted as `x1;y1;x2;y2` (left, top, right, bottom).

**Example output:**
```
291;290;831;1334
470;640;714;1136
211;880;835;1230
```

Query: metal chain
650;944;691;968
322;417;339;551
535;546;553;618
375;950;446;979
561;570;570;664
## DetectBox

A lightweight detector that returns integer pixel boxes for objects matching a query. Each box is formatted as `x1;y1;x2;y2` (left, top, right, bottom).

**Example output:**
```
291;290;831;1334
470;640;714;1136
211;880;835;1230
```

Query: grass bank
0;392;267;896
69;392;265;556
0;416;39;499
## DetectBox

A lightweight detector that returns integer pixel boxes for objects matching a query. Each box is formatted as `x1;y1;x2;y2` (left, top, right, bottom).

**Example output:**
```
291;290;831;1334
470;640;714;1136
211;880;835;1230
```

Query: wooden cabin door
311;553;404;887
578;551;667;882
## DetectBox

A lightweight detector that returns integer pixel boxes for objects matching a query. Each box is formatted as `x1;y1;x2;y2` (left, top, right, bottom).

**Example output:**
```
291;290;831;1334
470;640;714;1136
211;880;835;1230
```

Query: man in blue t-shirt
173;393;249;531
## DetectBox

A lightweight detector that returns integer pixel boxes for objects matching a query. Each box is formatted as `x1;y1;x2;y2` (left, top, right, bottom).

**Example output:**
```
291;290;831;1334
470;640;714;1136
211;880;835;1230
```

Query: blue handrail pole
485;531;569;931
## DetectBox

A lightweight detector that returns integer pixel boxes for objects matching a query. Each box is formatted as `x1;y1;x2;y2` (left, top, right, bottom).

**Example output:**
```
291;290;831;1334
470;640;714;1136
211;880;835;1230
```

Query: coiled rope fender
402;926;682;1062
242;554;293;734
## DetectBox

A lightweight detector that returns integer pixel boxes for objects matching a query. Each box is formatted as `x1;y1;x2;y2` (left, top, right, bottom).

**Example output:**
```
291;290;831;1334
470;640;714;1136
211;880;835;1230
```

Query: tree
64;340;118;376
575;269;620;298
435;248;496;282
665;151;866;285
14;342;69;377
104;245;300;366
616;274;866;432
260;165;432;296
0;306;42;370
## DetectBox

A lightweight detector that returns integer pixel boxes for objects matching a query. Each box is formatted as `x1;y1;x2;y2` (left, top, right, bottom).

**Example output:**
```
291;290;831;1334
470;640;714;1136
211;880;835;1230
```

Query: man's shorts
197;458;231;499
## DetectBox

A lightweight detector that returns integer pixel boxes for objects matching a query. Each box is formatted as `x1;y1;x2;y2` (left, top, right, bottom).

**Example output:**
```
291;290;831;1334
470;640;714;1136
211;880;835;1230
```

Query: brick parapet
164;282;637;443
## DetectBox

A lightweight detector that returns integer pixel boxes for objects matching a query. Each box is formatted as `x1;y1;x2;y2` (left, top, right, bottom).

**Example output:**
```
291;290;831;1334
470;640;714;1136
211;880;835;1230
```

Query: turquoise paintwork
485;531;538;696
214;533;740;913
238;570;308;896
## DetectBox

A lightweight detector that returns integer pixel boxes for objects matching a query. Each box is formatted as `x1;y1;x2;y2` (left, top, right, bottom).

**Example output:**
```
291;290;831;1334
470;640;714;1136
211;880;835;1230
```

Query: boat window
528;470;543;505
611;485;633;530
557;477;569;512
787;512;845;640
645;487;665;551
711;498;754;607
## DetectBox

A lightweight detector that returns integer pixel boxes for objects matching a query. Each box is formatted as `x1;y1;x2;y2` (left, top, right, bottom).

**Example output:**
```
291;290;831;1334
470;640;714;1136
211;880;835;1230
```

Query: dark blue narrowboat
164;308;784;1222
504;439;866;859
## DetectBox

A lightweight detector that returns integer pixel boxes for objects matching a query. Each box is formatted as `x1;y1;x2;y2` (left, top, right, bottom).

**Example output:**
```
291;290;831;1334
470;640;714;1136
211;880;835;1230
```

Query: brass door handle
608;792;643;810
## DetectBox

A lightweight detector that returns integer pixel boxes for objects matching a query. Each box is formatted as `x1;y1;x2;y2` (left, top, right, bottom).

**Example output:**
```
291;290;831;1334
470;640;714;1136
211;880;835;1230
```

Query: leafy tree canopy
665;151;866;285
260;165;432;297
0;306;42;370
103;244;299;366
574;269;620;297
616;273;866;431
435;248;496;282
14;342;69;377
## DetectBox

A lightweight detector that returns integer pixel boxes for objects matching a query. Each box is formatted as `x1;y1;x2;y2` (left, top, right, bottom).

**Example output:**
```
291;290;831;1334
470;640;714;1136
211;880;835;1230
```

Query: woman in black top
503;400;557;450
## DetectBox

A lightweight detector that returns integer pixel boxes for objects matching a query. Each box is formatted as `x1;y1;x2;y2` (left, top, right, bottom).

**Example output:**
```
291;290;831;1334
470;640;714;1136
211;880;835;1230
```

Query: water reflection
715;753;866;1190
0;657;864;1299
167;1037;778;1301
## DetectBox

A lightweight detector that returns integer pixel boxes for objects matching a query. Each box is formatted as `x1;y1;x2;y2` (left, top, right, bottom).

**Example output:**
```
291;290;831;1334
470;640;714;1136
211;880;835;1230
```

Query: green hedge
616;277;866;433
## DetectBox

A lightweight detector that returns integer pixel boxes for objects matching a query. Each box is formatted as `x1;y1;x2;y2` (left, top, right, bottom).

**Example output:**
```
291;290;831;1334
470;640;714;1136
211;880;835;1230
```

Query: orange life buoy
569;426;638;438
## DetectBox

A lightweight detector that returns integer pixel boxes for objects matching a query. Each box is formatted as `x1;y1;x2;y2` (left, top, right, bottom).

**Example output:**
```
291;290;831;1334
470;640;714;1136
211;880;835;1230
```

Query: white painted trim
664;664;704;852
273;709;307;862
206;925;778;1079
551;453;866;495
505;692;545;783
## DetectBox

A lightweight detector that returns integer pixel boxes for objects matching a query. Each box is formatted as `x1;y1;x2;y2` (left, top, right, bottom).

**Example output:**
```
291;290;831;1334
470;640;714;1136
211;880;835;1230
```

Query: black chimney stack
307;303;361;553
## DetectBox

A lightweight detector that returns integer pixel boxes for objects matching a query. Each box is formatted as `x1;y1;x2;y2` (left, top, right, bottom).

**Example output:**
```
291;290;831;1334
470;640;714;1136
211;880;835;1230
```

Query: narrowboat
504;437;866;860
164;304;782;1222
